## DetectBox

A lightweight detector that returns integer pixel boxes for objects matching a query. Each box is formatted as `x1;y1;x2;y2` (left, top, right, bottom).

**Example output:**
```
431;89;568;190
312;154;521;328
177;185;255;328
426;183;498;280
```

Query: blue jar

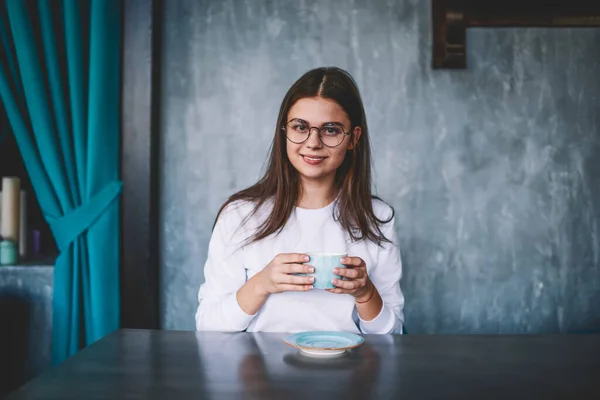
0;240;18;265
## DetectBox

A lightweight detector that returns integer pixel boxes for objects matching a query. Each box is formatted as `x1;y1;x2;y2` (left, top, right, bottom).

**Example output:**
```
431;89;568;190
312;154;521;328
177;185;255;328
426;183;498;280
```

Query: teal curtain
0;0;121;364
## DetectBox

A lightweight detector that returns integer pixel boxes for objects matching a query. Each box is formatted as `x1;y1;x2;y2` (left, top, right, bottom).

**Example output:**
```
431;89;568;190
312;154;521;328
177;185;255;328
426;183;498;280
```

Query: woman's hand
255;253;315;296
327;256;374;302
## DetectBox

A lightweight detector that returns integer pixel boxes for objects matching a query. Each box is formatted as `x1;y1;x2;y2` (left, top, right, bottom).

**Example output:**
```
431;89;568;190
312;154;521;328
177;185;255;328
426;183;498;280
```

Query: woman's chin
297;170;336;182
290;159;338;182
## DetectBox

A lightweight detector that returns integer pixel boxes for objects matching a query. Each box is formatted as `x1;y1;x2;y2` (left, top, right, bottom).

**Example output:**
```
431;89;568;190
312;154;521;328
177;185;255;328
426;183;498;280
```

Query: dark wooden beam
432;0;600;69
120;0;161;329
432;0;467;69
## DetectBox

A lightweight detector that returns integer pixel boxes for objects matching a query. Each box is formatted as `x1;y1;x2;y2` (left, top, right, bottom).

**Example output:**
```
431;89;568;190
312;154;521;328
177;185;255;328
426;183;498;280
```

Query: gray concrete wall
159;0;600;333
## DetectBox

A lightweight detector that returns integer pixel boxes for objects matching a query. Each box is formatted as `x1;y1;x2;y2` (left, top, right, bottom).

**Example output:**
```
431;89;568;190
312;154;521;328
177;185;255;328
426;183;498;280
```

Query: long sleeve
358;216;405;334
195;204;257;331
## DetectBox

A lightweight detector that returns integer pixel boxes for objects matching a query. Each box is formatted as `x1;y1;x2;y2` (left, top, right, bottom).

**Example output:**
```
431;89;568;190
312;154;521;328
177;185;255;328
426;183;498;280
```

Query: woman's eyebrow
288;118;343;126
288;117;308;123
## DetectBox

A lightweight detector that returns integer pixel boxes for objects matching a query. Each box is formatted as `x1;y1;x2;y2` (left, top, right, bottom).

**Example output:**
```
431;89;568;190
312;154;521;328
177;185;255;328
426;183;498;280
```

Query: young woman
195;67;404;334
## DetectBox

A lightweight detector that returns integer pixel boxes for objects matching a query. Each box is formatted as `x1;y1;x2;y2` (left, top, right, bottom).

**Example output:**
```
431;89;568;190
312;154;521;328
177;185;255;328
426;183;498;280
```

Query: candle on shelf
32;229;41;256
0;240;18;265
19;189;27;257
1;177;21;243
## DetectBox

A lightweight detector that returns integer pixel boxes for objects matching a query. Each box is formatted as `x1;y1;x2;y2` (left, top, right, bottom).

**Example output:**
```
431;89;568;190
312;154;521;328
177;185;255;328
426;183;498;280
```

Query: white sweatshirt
195;198;404;334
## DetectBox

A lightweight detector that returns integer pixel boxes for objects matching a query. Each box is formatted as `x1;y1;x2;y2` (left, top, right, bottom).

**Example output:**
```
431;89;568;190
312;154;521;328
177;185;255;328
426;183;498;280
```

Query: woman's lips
302;155;326;165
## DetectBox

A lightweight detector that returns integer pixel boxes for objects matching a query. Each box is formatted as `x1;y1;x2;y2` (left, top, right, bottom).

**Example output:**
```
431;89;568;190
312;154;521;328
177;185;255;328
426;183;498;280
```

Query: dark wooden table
5;329;600;399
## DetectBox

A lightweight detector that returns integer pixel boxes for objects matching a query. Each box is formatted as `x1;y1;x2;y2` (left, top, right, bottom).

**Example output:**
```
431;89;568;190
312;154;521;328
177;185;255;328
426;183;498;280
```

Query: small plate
283;331;365;357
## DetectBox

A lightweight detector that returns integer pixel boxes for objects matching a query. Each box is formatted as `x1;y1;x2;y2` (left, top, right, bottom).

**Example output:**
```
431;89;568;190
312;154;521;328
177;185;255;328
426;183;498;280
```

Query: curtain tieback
46;181;123;252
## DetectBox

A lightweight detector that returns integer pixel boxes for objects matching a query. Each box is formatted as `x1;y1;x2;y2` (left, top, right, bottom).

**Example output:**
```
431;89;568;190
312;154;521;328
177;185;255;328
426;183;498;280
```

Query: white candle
19;190;27;256
1;177;21;243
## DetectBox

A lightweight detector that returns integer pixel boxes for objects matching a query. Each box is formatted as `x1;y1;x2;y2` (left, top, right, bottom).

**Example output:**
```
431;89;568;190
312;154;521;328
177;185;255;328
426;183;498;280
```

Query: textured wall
0;265;53;396
159;0;600;332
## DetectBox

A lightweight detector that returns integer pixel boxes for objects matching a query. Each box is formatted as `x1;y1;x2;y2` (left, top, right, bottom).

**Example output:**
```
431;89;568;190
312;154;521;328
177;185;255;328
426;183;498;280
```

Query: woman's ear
347;126;362;150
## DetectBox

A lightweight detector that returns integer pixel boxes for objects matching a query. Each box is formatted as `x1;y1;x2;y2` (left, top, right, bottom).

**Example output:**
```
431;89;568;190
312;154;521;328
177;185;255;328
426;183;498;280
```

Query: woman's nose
305;127;323;149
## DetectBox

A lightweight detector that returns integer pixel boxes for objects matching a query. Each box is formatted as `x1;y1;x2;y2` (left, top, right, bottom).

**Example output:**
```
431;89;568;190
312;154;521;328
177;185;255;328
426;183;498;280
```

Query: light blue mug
300;252;347;289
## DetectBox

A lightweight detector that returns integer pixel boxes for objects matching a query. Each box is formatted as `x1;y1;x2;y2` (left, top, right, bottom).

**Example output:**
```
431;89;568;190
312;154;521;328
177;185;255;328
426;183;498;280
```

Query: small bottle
0;240;18;265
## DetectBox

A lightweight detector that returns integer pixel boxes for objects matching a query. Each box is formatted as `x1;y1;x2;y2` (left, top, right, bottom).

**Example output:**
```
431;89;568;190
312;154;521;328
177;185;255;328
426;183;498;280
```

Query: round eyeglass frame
281;119;352;148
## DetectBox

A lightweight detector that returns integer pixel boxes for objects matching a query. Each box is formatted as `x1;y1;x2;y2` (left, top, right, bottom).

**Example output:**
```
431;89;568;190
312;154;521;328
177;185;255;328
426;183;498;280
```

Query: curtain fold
0;0;121;364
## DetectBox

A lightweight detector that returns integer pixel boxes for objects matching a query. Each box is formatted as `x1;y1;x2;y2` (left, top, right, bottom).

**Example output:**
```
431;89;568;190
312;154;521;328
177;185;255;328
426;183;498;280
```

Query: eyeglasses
282;119;352;148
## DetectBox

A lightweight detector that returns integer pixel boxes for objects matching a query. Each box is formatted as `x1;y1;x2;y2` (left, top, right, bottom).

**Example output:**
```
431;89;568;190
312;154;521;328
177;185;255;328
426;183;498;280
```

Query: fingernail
332;279;338;284
304;256;310;262
309;277;315;282
340;257;346;263
309;267;315;273
333;268;339;274
308;285;313;290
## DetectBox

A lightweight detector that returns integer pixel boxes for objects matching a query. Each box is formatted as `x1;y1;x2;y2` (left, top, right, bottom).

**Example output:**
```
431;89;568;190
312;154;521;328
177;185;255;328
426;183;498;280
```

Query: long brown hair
215;67;394;246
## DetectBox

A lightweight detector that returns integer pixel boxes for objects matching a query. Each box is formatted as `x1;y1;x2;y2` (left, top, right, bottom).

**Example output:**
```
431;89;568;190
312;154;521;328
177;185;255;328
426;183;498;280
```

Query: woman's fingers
279;263;314;274
334;267;361;279
332;278;362;290
276;253;310;264
327;287;351;294
277;284;313;292
278;274;314;285
340;256;364;267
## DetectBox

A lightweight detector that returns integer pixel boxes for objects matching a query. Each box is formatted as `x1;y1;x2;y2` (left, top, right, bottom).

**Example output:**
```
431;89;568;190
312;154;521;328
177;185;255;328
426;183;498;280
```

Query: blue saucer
283;331;365;356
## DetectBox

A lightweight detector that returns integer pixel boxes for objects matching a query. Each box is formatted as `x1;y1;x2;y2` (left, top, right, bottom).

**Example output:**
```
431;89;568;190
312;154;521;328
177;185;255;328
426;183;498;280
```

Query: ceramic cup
299;252;347;289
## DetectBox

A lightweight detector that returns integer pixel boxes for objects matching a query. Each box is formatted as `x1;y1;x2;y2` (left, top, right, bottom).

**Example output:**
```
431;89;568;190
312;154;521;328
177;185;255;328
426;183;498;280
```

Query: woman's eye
324;126;342;135
294;124;308;132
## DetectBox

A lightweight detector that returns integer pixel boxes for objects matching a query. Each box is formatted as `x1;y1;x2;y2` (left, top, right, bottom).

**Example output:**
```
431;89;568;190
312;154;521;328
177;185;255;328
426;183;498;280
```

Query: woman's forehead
288;97;349;123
